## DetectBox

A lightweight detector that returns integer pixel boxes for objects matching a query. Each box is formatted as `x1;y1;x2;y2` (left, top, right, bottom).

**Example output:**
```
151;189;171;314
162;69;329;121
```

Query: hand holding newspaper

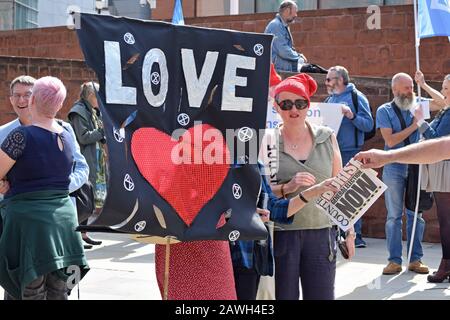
315;159;387;231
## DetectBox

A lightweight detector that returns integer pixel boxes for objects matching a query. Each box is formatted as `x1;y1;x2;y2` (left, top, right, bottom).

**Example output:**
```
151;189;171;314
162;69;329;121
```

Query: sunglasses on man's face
277;99;309;111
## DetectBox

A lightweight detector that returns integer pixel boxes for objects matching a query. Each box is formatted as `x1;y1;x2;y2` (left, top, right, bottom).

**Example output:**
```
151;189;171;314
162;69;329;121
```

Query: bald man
375;72;429;276
265;1;306;72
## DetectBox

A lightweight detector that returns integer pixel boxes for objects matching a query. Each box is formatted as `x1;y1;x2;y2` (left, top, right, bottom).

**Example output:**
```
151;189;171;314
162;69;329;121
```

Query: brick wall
0;55;441;242
0;5;448;80
152;0;196;20
0;56;95;125
183;5;449;81
0;27;82;60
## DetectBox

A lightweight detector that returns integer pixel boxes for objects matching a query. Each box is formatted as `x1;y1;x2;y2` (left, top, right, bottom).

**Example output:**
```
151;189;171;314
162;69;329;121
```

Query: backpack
57;120;95;223
351;90;376;142
325;89;376;147
70;181;96;223
391;102;434;212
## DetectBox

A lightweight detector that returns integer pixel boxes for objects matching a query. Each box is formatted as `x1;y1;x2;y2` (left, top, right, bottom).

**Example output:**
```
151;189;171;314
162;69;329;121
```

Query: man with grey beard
375;73;429;276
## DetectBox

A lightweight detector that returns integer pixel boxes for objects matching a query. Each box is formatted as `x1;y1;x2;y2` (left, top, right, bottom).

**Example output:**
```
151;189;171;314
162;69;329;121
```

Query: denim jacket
265;14;301;72
419;107;450;140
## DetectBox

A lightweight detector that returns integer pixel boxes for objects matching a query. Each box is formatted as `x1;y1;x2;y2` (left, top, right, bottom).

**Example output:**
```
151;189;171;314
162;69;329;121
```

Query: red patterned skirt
155;240;236;300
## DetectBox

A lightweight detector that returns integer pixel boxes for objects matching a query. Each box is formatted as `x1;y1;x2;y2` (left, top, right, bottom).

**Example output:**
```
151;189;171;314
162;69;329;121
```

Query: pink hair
32;76;67;118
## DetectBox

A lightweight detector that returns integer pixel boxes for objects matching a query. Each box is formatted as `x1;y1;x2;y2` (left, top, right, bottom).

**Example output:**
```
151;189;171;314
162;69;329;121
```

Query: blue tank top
1;125;74;198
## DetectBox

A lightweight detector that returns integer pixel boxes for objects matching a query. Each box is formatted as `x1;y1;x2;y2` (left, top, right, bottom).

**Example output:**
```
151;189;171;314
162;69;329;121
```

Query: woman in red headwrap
269;73;355;300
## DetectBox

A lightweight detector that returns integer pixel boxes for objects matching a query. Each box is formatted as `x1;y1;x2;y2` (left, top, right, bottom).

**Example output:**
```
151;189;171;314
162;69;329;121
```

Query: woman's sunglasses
277;99;309;111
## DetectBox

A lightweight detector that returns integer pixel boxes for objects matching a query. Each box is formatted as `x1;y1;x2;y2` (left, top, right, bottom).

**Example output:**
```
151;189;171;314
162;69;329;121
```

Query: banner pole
163;237;171;300
407;0;423;269
413;0;422;98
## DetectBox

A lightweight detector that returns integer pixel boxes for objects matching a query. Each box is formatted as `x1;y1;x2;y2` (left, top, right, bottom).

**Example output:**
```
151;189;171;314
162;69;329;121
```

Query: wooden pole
163;237;171;300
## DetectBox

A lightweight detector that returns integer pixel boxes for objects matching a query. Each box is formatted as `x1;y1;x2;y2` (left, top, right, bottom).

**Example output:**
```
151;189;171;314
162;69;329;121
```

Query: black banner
75;13;272;241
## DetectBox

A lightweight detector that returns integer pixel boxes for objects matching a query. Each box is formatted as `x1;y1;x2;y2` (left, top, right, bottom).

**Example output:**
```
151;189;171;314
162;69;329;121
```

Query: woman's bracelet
299;192;309;203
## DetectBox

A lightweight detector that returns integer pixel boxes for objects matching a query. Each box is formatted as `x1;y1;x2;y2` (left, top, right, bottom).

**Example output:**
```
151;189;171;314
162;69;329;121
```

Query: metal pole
407;0;423;270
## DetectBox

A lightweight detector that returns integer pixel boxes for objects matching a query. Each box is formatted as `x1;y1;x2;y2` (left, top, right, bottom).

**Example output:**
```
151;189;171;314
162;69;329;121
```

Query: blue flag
418;0;450;38
172;0;185;25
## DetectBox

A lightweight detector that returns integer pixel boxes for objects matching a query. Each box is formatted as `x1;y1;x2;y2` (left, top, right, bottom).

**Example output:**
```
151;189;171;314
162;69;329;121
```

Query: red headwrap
273;73;318;107
269;63;282;87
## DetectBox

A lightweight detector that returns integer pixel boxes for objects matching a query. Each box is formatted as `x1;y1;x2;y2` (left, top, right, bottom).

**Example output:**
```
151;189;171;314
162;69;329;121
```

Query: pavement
1;233;449;300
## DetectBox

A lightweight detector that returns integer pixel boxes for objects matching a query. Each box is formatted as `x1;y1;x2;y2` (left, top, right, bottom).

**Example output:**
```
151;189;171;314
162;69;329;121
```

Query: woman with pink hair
0;76;89;300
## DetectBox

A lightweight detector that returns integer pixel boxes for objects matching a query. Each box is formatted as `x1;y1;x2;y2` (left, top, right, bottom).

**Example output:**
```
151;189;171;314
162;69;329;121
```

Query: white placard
411;100;431;120
309;102;344;134
315;159;387;232
266;102;282;129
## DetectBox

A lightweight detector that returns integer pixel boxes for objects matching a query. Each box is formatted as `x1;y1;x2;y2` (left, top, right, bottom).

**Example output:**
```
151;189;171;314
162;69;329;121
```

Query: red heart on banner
131;124;230;226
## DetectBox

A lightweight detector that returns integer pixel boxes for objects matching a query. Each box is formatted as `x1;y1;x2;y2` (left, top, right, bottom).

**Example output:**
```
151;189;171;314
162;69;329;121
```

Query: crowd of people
0;0;449;300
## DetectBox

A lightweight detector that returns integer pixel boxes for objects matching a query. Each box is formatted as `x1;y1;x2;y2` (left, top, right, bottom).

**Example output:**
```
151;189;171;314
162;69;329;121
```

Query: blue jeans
341;151;362;235
382;165;425;265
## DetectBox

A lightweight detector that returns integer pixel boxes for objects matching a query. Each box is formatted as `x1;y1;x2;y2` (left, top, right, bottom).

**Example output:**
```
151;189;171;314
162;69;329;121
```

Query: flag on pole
172;0;185;25
418;0;450;38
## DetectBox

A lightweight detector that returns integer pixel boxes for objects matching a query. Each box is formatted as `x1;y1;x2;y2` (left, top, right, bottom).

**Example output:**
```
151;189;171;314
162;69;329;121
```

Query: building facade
152;0;414;20
0;0;153;30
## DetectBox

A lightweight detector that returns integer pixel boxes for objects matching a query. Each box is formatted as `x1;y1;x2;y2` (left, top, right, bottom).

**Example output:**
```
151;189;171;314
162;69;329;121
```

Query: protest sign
309;102;344;133
315;159;387;231
411;100;431;120
266;102;344;133
75;13;272;241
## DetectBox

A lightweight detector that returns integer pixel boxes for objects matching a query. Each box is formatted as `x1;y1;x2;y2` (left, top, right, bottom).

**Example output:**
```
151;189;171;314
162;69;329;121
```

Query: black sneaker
83;236;102;246
355;234;367;248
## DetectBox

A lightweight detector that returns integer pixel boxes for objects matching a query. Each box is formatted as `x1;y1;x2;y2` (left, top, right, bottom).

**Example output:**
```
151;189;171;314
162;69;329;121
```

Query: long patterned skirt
155;240;236;300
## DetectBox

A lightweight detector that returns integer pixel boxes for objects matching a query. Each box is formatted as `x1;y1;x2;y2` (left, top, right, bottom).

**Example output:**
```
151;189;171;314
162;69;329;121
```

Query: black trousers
274;228;336;300
435;192;450;259
233;266;261;300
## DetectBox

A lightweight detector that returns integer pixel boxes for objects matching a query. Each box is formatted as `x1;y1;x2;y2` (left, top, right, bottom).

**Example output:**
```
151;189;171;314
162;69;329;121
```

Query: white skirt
421;160;450;193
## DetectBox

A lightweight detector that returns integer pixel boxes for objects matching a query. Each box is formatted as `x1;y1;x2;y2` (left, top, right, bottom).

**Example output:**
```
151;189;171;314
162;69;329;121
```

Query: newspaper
315;159;387;232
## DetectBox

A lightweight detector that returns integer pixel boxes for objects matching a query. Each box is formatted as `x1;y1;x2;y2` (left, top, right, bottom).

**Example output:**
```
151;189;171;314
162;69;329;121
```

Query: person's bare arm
415;70;446;110
355;136;450;168
379;125;417;149
331;133;343;176
271;172;316;198
285;178;338;217
0;150;15;181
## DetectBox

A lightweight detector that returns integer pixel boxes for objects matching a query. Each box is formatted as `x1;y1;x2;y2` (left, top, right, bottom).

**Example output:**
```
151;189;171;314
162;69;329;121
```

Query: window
180;0;414;18
254;0;413;13
14;0;38;29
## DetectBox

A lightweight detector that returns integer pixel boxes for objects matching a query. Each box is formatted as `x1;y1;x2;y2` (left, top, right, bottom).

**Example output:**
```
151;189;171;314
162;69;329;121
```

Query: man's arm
355;136;450;168
351;95;374;133
267;23;300;62
379;125;417;148
376;106;418;148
